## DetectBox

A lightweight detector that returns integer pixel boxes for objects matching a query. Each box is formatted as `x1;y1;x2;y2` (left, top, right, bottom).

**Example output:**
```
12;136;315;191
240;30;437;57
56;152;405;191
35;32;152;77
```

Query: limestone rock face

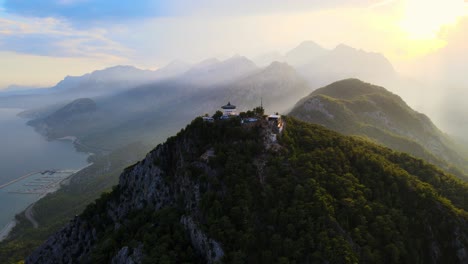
26;119;229;264
26;217;98;264
110;245;144;264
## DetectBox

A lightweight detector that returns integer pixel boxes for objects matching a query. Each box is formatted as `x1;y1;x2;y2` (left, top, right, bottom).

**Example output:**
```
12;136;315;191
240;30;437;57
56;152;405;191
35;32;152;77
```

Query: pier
0;169;80;191
0;171;41;190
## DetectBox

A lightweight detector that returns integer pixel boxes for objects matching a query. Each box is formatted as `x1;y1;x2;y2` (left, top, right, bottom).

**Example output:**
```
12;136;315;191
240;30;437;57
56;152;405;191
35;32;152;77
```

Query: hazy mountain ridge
0;40;396;110
224;61;310;113
290;79;468;179
284;40;328;66
25;61;311;150
178;55;259;86
0;61;190;109
254;41;396;88
298;44;396;87
26;116;468;263
27;98;99;140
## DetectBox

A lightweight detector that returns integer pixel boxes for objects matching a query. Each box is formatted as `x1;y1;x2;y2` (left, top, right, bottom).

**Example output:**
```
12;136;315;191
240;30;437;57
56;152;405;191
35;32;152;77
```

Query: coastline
0;220;17;242
0;109;95;242
0;162;94;242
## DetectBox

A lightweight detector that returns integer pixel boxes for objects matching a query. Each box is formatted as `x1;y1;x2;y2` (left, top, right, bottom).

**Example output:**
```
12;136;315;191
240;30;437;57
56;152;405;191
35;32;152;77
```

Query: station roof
221;102;236;109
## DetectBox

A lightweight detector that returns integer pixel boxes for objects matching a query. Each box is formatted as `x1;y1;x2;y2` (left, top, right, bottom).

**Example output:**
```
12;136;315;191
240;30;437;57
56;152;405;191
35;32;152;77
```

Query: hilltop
26;98;98;140
26;114;468;263
290;79;468;180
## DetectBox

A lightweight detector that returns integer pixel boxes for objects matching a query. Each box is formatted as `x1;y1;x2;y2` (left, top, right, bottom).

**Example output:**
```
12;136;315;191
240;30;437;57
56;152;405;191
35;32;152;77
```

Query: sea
0;108;89;238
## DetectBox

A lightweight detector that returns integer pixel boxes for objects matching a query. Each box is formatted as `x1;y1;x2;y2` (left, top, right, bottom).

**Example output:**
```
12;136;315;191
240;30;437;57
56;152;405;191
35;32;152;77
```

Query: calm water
0;108;89;234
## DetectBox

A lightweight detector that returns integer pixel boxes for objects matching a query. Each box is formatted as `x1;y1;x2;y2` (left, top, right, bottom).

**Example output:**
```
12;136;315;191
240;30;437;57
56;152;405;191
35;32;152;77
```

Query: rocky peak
26;116;277;263
25;114;468;263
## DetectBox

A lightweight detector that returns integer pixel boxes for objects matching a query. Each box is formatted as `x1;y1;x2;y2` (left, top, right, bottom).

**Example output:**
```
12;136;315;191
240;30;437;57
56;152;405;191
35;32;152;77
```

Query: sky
0;0;467;89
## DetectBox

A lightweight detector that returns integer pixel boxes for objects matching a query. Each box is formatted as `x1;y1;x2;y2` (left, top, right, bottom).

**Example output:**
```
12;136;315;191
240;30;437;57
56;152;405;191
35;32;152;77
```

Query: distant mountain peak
179;55;258;86
332;44;383;57
334;43;356;52
164;59;190;69
252;51;285;67
285;40;328;66
154;60;191;78
264;61;295;72
229;53;242;59
195;58;221;68
331;44;391;62
295;40;325;50
295;43;396;87
222;55;257;67
103;65;141;71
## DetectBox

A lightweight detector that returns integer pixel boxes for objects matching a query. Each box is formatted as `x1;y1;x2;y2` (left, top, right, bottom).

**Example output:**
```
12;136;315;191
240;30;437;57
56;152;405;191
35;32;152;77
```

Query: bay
0;108;89;238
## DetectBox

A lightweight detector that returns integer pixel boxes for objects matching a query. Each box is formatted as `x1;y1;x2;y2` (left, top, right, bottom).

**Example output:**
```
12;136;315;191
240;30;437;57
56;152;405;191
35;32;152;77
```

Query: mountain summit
180;56;258;86
290;79;468;178
27;115;468;263
285;41;328;66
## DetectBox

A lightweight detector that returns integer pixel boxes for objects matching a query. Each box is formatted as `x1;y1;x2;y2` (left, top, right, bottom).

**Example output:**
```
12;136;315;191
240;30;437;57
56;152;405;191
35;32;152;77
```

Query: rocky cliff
26;117;273;263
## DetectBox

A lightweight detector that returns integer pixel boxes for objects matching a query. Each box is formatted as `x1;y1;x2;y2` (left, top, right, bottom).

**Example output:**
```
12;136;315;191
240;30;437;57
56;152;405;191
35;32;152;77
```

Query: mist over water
0;108;89;185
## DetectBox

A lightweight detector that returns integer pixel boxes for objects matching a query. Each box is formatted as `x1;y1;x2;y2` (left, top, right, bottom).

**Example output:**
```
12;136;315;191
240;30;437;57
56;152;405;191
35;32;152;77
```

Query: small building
221;102;237;116
267;114;284;133
241;117;259;125
267;114;281;122
202;116;214;122
245;117;258;123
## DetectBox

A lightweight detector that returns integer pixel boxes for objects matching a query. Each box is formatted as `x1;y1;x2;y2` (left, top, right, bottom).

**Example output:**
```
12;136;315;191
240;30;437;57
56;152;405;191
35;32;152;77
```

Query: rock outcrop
26;118;237;263
26;217;98;264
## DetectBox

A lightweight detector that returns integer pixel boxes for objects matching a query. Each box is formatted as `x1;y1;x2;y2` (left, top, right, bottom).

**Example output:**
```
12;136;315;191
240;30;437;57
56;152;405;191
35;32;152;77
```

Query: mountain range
23;60;309;150
254;41;396;87
0;41;396;107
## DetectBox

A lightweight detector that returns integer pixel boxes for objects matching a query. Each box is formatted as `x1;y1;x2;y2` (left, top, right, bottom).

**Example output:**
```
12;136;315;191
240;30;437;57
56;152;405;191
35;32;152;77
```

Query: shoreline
0;162;94;242
0;109;96;242
0;220;17;242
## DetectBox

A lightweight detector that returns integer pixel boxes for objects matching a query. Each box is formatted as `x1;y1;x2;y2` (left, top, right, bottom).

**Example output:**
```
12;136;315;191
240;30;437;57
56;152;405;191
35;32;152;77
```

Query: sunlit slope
290;79;468;180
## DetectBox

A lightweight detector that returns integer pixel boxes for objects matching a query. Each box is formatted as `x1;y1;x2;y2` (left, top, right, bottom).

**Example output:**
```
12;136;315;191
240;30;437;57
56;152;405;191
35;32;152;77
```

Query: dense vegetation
86;207;201;264
289;79;468;180
0;143;149;263
61;115;467;263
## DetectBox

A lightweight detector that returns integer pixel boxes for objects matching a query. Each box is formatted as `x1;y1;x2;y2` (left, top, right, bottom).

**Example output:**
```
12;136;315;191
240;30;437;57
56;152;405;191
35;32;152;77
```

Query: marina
1;169;77;195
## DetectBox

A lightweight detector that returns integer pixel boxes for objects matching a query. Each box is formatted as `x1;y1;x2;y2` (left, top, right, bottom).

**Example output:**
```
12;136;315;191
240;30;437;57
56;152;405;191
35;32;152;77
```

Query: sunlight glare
400;0;466;40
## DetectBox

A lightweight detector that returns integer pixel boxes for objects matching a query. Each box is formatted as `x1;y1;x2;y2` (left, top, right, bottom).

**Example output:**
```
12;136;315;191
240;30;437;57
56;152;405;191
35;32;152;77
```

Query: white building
221;102;237;116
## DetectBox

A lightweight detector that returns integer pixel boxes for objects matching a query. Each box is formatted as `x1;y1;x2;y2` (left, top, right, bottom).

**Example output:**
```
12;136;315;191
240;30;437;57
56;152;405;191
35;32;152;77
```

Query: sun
399;0;467;40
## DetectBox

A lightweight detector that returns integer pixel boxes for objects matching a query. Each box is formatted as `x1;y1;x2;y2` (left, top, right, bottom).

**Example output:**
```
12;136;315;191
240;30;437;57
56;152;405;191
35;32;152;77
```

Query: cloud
171;0;382;16
0;16;131;58
3;0;384;24
431;17;468;84
3;0;167;23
